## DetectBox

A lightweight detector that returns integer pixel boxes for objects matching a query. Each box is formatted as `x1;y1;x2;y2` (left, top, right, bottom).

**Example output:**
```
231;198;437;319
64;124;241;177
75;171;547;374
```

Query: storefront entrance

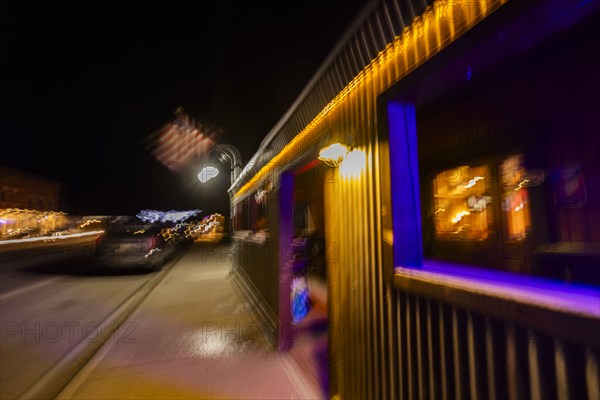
288;159;330;395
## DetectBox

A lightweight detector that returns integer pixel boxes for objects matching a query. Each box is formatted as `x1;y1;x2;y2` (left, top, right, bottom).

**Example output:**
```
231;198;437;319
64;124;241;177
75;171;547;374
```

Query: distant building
0;165;62;211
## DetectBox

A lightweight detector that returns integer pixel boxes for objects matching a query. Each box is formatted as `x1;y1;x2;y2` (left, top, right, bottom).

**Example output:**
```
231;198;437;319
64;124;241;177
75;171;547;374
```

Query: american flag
145;108;220;172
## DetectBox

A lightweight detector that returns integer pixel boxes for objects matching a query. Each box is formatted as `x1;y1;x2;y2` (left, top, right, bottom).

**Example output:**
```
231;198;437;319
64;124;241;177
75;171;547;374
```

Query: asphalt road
0;250;181;399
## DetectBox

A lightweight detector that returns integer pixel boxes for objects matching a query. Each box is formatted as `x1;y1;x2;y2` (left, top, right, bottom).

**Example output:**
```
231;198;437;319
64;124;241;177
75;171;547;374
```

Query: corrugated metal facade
231;0;600;398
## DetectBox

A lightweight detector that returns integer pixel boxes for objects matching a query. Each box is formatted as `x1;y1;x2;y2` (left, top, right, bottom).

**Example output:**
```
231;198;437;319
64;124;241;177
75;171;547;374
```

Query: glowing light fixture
197;166;220;183
339;149;367;178
318;143;349;167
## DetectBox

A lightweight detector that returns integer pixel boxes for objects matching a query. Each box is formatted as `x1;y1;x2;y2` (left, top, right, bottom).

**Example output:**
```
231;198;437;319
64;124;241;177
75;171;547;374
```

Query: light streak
464;176;485;188
79;219;102;228
452;211;471;224
515;179;530;191
144;248;162;258
136;209;201;223
0;230;104;246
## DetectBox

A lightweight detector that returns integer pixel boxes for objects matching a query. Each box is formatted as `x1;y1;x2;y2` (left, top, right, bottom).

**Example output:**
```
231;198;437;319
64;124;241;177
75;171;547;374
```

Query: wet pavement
57;243;326;399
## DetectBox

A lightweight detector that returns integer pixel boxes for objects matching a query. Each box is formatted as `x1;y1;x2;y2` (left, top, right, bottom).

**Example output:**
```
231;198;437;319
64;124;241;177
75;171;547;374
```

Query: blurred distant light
198;166;219;183
144;248;162;258
136;209;201;224
79;218;102;229
0;230;103;246
188;213;224;242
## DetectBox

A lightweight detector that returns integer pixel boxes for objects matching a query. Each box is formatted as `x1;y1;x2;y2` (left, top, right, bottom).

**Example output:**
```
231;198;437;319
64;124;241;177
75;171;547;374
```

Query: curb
16;253;182;400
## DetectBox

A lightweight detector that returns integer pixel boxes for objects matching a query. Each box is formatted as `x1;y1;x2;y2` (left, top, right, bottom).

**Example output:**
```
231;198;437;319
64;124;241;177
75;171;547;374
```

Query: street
0;250;177;399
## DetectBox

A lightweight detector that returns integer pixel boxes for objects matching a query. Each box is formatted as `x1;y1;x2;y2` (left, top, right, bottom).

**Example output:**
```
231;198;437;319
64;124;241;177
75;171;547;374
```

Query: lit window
500;155;531;241
433;165;492;240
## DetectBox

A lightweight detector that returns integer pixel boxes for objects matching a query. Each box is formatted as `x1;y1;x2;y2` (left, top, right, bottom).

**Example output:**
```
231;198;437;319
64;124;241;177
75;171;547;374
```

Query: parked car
93;216;176;270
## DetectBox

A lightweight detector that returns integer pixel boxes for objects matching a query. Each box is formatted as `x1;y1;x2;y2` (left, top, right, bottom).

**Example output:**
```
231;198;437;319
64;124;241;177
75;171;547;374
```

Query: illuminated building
0;165;68;238
229;1;600;398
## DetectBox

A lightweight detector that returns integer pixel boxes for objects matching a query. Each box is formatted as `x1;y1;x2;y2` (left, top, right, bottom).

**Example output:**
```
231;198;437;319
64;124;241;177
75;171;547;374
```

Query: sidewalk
57;243;325;400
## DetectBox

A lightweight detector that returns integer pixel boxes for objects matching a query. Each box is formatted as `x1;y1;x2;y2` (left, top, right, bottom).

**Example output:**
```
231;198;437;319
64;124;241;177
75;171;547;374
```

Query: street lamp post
196;143;242;187
199;143;242;240
212;144;242;188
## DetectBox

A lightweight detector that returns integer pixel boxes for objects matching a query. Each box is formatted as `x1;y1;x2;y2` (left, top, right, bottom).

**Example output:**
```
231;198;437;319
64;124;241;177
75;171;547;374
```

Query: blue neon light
387;101;423;268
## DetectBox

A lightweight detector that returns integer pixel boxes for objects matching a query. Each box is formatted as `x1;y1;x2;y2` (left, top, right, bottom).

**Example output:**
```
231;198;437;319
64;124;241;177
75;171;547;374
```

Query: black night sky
1;1;368;216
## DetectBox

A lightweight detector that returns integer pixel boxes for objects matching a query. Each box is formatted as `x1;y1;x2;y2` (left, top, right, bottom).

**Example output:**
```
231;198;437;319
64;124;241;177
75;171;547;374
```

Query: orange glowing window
500;155;531;241
433;165;493;240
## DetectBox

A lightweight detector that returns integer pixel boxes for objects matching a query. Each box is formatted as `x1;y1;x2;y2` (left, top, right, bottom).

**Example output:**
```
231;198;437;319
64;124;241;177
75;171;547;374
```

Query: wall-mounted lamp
339;148;366;178
318;143;350;167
